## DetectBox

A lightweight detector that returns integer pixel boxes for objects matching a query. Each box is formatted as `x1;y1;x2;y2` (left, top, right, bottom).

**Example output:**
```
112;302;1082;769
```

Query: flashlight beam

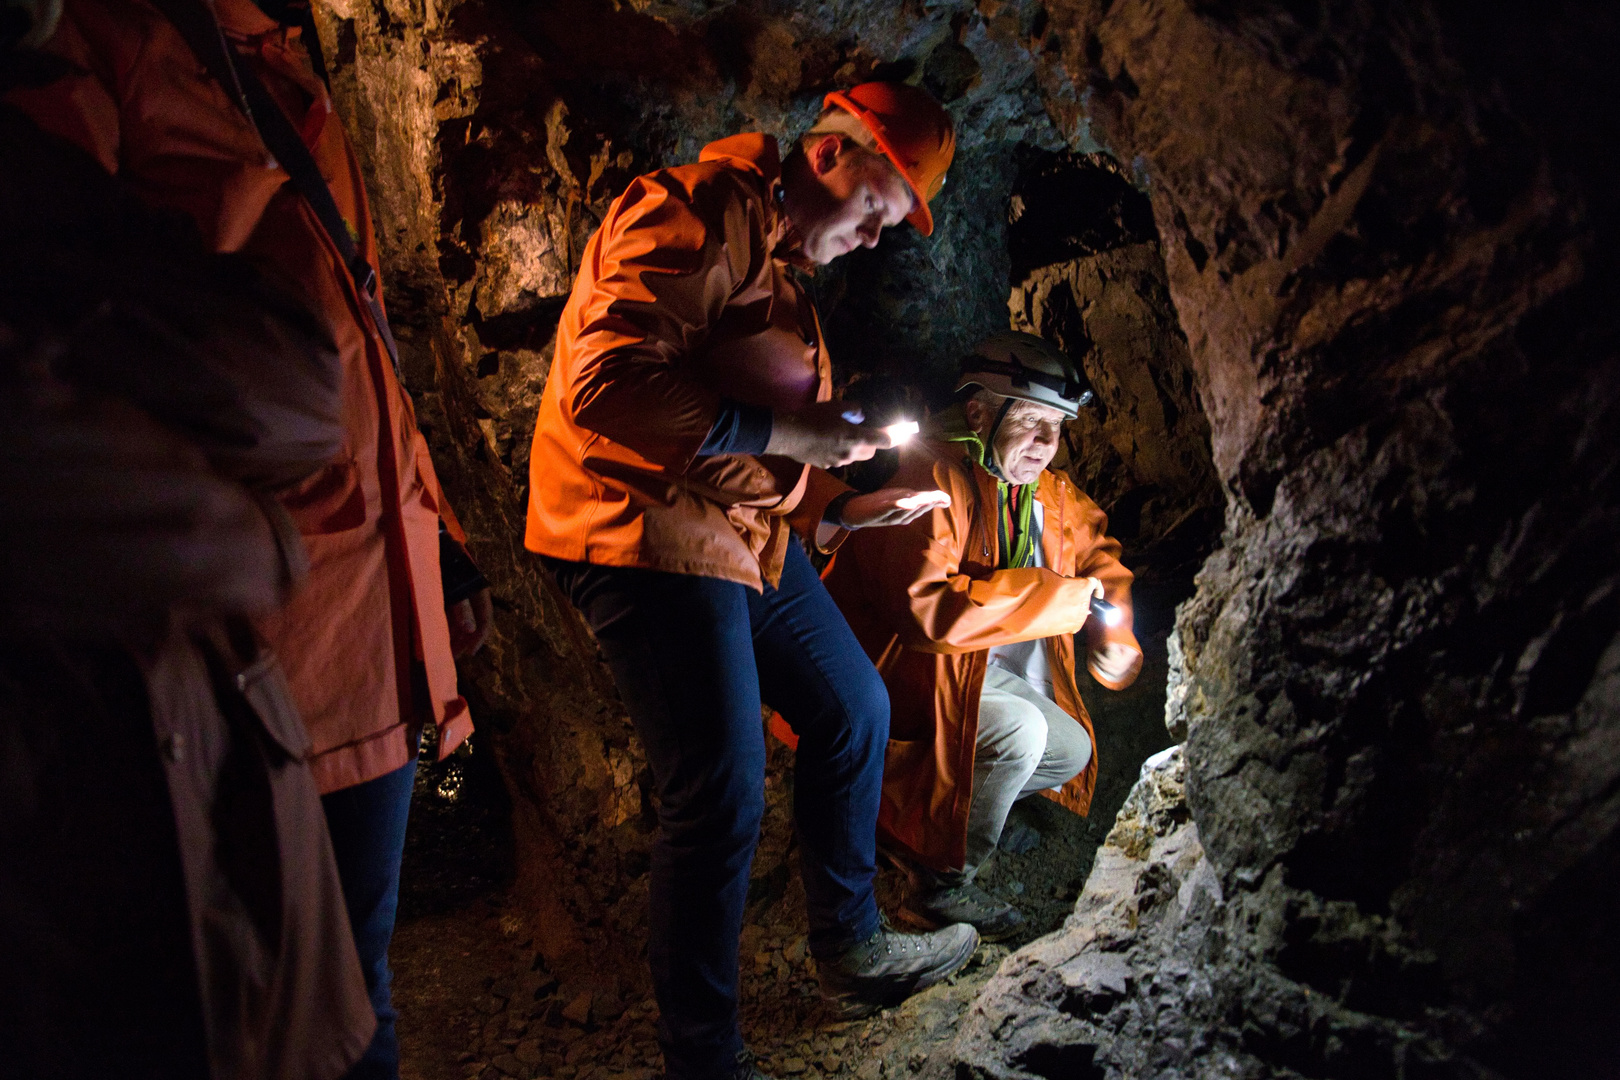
883;420;920;445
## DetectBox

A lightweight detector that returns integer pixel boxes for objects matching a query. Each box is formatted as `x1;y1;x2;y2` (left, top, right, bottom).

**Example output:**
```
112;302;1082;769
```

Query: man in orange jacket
824;333;1143;940
527;84;978;1079
7;3;493;1076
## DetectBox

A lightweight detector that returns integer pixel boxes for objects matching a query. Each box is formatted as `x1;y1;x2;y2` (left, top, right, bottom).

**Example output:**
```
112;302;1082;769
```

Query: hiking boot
996;818;1042;855
817;919;979;1018
725;1048;774;1080
899;879;1026;942
661;1048;772;1080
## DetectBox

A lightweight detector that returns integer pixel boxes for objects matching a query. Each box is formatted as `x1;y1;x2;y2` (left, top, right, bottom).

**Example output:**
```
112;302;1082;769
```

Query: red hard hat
822;82;955;236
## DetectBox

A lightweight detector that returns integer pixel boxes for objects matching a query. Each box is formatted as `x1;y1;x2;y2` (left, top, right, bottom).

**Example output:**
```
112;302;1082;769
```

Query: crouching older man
823;332;1143;939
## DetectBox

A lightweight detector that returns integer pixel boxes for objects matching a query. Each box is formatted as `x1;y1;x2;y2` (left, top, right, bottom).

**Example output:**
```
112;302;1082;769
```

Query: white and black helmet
955;331;1094;418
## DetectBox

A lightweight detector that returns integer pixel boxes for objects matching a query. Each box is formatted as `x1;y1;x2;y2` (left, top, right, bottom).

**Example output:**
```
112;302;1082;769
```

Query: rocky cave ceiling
310;0;1620;1076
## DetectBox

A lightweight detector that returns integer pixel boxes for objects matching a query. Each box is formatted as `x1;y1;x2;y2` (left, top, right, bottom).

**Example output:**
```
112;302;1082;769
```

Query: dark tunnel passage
381;17;1222;1069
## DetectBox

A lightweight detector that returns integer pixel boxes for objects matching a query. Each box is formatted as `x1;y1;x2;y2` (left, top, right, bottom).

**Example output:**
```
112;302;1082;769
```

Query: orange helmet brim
823;89;940;237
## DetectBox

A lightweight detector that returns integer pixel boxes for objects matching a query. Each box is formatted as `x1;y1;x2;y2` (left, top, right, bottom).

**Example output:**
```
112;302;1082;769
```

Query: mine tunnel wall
313;0;1620;1074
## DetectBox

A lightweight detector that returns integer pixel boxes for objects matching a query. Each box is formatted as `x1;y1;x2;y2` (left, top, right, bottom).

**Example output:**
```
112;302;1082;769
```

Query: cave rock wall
314;0;1618;1073
952;1;1620;1077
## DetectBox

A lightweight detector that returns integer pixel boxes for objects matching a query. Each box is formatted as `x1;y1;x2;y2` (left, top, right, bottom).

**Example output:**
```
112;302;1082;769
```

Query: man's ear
963;396;985;432
807;133;844;177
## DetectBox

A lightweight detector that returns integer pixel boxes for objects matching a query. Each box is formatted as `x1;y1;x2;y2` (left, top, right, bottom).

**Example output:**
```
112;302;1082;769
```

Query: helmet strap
983;395;1017;482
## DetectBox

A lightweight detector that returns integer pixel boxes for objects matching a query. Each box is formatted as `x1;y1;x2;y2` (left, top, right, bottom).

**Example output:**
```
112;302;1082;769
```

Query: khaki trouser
962;664;1093;876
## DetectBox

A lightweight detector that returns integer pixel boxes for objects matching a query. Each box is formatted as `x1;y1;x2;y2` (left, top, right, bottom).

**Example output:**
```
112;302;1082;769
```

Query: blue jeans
549;541;888;1079
322;753;418;1080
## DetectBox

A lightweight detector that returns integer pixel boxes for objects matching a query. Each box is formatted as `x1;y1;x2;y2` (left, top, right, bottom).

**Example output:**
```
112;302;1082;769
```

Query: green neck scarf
937;403;1038;570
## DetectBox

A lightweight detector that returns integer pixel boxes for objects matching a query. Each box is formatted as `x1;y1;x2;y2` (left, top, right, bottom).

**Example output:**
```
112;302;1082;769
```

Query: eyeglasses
999;415;1065;439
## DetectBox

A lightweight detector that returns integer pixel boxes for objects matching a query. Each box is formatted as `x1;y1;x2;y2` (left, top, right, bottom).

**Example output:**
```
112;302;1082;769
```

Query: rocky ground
392;748;1099;1080
390;618;1177;1080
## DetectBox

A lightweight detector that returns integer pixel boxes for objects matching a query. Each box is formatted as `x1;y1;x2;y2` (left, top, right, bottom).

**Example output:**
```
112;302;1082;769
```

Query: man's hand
1071;576;1104;625
838;488;952;529
766;402;892;468
448;587;495;658
1090;641;1141;684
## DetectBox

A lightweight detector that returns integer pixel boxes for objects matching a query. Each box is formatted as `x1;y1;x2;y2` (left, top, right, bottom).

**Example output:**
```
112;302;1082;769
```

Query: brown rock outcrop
951;1;1620;1077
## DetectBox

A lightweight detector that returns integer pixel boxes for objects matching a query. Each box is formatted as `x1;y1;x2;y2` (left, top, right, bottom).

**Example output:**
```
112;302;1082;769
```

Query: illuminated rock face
318;0;1618;1073
952;1;1620;1077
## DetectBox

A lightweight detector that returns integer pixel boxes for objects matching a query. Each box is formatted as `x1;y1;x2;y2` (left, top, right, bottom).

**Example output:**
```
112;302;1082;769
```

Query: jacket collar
935;404;1020;485
699;133;808;265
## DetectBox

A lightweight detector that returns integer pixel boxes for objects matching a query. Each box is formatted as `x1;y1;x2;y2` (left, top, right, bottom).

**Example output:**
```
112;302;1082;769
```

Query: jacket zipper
1053;480;1064;568
963;452;991;560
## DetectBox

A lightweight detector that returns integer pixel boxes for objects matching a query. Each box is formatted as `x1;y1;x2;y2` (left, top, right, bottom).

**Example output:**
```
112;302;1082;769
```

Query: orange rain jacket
525;134;849;588
823;435;1142;873
9;0;473;792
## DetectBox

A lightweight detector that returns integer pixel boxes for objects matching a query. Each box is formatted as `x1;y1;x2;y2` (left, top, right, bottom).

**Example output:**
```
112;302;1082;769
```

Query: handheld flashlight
883;419;920;445
1091;598;1123;627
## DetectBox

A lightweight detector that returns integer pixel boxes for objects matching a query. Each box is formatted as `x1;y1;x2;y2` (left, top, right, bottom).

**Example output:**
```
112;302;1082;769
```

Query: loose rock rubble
938;744;1209;1079
399;885;1024;1080
394;605;1179;1080
395;739;1119;1080
403;744;1190;1080
403;835;1067;1080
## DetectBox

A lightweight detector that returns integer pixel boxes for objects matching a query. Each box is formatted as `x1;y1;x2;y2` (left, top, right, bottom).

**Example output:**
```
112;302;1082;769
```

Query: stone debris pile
447;935;1015;1080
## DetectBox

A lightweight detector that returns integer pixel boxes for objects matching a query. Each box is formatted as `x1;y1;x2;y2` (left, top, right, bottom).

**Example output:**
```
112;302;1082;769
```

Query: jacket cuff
790;467;853;554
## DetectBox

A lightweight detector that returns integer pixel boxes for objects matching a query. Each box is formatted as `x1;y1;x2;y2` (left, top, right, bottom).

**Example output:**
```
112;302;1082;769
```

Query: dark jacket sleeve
0;105;343;489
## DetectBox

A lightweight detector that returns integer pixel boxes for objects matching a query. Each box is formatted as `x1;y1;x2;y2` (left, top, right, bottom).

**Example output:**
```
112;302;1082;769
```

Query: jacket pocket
277;458;367;534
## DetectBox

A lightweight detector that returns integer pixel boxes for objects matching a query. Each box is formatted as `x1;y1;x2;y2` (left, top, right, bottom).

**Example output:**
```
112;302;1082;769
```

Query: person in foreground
525;83;977;1079
8;4;496;1075
0;84;372;1078
823;332;1143;940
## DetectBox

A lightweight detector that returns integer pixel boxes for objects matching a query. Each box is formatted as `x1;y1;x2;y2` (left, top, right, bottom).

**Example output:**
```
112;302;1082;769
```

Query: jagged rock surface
940;747;1221;1080
945;1;1620;1078
1008;149;1221;581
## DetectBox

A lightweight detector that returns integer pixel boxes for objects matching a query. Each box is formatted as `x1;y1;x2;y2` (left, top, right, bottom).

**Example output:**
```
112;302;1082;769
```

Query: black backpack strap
146;0;400;377
229;60;401;376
